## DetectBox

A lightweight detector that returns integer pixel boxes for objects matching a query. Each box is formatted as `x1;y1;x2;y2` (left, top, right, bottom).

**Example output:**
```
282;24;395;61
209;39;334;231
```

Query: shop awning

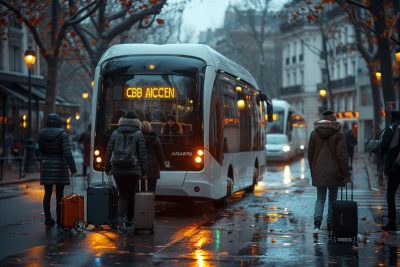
0;84;28;102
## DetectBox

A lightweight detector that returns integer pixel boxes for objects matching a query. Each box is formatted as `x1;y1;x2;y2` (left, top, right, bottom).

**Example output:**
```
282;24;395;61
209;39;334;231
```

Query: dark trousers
114;175;139;221
82;165;87;176
387;174;400;222
43;184;64;223
140;179;157;193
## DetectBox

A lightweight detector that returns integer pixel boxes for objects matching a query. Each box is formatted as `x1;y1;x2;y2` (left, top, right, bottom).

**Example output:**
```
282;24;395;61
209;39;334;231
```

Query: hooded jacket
308;120;350;187
105;117;148;177
143;131;165;179
38;113;77;185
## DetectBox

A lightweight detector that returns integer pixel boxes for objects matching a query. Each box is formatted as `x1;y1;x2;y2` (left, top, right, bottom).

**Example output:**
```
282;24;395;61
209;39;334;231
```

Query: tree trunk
321;31;334;111
45;56;59;118
372;0;396;124
367;65;382;136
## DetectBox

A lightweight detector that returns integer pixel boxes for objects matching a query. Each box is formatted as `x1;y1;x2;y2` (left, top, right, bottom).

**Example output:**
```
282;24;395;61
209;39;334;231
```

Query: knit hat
125;111;138;119
322;110;337;121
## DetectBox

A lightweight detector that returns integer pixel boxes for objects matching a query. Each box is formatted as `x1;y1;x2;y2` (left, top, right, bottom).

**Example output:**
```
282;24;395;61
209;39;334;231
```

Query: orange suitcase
60;194;86;232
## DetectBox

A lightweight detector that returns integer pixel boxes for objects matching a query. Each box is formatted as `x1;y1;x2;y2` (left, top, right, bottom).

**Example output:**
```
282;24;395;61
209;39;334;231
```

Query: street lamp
375;70;382;82
82;91;89;128
23;47;36;173
319;88;328;112
395;48;400;62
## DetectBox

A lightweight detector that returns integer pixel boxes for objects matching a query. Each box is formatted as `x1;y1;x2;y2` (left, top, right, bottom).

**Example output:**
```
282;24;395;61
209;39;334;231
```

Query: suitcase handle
139;178;148;192
340;181;353;201
71;174;75;195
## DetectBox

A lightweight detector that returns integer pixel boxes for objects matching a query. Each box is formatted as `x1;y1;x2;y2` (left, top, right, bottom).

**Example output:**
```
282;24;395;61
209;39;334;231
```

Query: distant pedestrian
380;111;400;232
344;124;357;170
105;111;148;232
79;125;91;177
11;139;22;157
308;110;350;237
38;113;77;227
141;121;165;192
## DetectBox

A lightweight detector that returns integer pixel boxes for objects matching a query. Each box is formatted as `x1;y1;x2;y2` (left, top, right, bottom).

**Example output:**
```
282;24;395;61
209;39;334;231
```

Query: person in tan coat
308;110;351;237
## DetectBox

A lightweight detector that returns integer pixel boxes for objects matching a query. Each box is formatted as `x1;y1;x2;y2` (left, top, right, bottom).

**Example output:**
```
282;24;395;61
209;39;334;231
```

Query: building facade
0;12;78;158
279;3;377;152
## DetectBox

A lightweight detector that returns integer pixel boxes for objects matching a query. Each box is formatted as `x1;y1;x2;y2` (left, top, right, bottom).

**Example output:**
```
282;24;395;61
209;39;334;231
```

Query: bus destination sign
125;87;176;99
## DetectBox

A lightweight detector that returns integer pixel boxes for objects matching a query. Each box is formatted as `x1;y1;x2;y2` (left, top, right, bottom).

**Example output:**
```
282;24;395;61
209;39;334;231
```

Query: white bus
90;44;273;207
266;99;307;161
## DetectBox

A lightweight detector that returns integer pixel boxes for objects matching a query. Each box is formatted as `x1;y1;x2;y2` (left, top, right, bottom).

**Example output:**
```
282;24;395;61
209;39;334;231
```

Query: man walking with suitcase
380;111;400;232
308;110;351;237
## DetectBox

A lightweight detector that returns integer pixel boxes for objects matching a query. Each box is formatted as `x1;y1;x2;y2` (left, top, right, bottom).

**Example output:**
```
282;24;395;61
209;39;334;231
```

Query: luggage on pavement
60;175;86;232
87;172;118;228
134;179;154;234
331;182;358;243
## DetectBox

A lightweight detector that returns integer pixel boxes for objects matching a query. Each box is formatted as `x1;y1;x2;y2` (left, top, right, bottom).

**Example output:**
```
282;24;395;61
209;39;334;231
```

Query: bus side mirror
266;98;273;123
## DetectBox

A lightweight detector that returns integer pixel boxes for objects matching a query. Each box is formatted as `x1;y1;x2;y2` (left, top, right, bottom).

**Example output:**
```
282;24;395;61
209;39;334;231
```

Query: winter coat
381;121;400;176
162;123;183;135
308;120;350;187
143;131;165;179
79;130;90;166
345;130;357;158
105;118;148;177
38;113;77;185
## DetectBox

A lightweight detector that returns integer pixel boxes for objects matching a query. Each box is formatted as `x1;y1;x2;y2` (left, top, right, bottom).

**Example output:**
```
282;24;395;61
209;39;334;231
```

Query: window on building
9;45;22;72
288;72;291;86
344;27;348;44
286;57;290;65
300;70;304;85
352;60;356;76
293;70;297;85
337;63;341;79
344;61;348;77
361;86;372;106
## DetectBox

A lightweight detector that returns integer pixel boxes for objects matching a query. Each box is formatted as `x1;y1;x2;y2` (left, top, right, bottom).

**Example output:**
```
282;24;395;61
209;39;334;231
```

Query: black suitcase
87;172;118;228
331;182;358;243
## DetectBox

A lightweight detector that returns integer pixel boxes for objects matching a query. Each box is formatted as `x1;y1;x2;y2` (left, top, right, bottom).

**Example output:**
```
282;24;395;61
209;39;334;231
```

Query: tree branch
104;0;166;41
0;0;48;60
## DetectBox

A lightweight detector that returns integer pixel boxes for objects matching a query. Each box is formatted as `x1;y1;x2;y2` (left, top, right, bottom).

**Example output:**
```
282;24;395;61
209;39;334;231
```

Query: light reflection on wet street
0;156;399;266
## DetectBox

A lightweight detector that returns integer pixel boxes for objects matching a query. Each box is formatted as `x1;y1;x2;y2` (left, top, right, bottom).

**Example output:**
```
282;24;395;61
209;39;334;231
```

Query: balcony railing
317;76;355;91
281;85;303;95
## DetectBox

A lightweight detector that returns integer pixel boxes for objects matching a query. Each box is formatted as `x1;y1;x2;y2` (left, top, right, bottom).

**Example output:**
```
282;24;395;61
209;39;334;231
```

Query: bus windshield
266;107;285;134
95;56;205;171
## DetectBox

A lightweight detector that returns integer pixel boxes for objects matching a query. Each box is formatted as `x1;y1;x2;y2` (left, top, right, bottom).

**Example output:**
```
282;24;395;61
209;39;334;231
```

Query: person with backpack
38;113;77;227
105;111;148;232
380;111;400;232
308;110;351;237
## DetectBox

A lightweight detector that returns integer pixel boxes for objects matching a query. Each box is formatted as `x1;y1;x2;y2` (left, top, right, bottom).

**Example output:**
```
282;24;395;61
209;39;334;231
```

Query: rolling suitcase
60;175;86;232
87;172;118;228
134;179;154;234
331;182;358;243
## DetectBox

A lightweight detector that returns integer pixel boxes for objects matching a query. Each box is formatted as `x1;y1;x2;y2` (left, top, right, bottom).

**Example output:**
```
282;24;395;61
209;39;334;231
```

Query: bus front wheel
213;178;233;209
245;166;259;193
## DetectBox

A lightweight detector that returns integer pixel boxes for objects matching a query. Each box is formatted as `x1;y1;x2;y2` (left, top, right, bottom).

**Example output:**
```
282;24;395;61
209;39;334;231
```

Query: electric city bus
90;44;273;207
266;99;307;161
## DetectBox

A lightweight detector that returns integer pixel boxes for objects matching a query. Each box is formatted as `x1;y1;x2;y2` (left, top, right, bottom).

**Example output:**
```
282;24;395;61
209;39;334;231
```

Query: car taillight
193;149;204;165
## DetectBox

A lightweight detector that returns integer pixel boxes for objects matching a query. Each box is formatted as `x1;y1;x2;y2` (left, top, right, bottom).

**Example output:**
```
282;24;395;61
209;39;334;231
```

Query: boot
45;217;55;227
313;220;321;238
117;217;126;233
381;221;396;232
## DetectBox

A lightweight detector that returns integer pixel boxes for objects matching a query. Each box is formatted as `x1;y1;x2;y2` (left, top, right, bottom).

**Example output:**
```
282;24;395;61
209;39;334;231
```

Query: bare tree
70;0;168;75
0;0;103;114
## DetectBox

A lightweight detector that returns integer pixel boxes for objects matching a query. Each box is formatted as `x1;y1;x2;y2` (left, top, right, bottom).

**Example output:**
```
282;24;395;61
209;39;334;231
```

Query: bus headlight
300;145;305;150
194;156;202;163
282;145;291;152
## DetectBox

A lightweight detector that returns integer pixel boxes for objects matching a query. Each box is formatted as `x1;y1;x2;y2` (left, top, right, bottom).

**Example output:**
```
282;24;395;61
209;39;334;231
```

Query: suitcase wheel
74;219;87;232
63;227;72;232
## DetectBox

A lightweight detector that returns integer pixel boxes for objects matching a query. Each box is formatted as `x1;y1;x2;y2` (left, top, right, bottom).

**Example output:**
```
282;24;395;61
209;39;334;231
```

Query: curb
0;177;40;186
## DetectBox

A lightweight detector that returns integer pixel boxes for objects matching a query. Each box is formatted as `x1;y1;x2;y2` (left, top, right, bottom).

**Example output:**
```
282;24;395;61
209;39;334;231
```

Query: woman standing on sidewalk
38;113;77;227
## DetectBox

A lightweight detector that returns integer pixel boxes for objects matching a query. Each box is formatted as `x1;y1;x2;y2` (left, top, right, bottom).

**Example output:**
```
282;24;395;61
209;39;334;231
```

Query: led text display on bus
125;87;176;99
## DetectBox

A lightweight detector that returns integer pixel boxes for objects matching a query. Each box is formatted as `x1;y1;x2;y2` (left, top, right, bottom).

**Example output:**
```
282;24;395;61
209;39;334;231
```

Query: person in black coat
141;121;165;192
105;111;148;232
38;113;77;227
381;111;400;231
344;124;357;170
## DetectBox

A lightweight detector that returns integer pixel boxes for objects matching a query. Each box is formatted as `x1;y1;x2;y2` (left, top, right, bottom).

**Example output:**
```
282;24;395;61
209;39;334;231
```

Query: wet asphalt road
0;157;399;266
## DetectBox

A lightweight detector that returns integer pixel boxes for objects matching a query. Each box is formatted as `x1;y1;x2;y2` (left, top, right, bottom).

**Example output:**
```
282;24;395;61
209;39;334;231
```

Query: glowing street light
23;47;37;173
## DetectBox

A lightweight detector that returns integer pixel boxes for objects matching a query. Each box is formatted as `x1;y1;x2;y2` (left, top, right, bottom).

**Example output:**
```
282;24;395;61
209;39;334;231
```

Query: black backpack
111;130;138;168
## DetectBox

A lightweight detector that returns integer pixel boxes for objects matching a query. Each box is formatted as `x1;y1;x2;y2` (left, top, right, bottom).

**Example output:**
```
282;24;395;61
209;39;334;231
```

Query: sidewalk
357;151;385;191
0;163;40;186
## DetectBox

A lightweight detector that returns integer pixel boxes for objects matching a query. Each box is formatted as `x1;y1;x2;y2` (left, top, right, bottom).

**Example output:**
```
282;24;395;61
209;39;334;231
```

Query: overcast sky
181;0;288;41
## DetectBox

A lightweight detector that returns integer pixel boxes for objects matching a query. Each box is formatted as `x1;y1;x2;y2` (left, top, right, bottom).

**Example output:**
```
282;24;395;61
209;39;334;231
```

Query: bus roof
98;44;260;90
272;99;303;116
